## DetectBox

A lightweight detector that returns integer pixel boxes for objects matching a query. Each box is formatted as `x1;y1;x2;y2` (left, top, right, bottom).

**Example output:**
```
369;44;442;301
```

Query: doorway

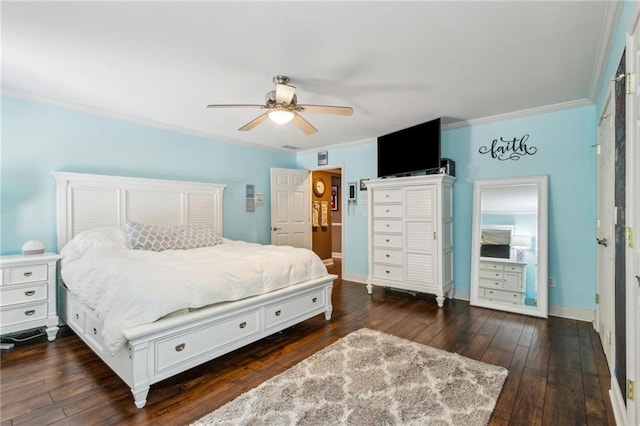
310;167;343;278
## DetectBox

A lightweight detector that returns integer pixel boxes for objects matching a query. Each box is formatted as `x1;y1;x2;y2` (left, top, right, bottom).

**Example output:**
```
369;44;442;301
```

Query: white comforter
60;229;328;355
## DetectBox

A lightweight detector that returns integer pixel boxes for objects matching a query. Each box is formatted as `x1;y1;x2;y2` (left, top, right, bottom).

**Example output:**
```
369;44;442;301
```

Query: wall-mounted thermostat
347;182;357;202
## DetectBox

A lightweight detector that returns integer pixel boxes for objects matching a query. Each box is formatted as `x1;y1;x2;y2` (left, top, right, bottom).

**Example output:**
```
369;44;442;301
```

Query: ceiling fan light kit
206;75;353;134
268;109;294;124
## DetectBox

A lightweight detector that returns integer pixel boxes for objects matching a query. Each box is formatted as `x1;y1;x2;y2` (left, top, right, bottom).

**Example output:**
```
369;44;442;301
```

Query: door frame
624;5;640;423
308;163;345;278
595;88;615;367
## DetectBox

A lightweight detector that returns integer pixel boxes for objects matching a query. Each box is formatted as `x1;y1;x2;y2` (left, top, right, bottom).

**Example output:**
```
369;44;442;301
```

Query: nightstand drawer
1;302;48;325
6;264;48;285
1;282;47;306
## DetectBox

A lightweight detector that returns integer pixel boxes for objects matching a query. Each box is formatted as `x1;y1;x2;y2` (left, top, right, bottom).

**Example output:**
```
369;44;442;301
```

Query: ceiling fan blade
206;104;264;109
297;104;353;116
239;113;269;131
292;113;317;135
275;83;296;104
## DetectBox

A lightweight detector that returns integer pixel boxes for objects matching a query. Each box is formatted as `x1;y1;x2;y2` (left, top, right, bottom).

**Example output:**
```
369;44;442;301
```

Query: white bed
53;171;336;408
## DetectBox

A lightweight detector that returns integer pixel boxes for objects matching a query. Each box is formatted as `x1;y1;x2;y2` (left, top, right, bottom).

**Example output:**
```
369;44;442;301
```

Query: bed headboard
53;171;226;252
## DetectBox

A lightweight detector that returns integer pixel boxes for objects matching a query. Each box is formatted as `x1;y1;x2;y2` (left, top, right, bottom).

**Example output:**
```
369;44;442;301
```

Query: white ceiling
1;1;618;152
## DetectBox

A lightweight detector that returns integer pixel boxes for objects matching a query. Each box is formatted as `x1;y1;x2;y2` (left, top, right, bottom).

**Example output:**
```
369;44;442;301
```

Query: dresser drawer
373;248;403;265
479;262;503;271
5;264;48;286
66;297;86;333
0;301;48;326
373;234;403;248
265;288;325;329
480;269;503;280
85;314;104;352
373;220;402;233
373;189;402;203
156;308;261;372
0;282;47;306
479;279;503;290
480;288;523;304
373;204;402;218
373;263;403;281
504;265;523;273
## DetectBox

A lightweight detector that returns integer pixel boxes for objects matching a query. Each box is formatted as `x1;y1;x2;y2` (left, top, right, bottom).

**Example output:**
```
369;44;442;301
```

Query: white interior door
596;92;616;368
270;167;310;248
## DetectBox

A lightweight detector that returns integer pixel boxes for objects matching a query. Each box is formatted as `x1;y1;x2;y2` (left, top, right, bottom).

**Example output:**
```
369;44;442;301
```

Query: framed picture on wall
331;185;338;211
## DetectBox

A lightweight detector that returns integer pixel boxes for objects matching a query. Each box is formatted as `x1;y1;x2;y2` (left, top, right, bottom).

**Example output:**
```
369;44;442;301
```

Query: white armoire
365;174;455;307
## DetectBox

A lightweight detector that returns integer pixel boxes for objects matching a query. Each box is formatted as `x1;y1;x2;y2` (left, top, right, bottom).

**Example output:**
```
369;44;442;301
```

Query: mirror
470;175;548;318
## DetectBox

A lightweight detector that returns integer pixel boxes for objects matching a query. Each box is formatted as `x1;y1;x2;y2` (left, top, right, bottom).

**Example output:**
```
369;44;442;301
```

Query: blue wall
300;105;597;311
0;96;296;253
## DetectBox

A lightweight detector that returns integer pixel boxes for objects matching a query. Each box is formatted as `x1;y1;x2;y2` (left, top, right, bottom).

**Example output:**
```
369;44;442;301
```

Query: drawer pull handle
23;272;33;277
385;270;390;274
312;297;317;303
93;327;97;335
385;239;390;242
239;321;247;329
386;209;390;213
25;290;36;296
24;310;36;316
175;343;185;352
75;313;80;319
386;224;390;227
275;310;281;316
385;254;390;258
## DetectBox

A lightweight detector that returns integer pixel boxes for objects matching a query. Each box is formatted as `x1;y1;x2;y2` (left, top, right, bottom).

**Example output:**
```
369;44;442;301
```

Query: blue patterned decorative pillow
124;221;221;251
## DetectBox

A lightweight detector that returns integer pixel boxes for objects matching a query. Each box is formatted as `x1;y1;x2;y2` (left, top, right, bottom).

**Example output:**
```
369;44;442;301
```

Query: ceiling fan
206;75;353;135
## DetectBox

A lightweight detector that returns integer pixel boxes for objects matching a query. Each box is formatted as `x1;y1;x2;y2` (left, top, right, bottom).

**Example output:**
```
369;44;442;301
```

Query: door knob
271;227;281;231
596;237;608;247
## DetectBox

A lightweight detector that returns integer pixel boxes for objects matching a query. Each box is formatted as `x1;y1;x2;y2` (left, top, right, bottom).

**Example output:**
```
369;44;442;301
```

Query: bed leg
132;386;149;409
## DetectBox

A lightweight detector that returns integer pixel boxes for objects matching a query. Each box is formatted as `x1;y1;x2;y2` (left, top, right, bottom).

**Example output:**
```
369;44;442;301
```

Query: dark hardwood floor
1;261;615;425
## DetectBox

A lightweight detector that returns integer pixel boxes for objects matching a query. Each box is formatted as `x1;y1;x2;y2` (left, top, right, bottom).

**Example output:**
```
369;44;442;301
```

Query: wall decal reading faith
479;134;537;161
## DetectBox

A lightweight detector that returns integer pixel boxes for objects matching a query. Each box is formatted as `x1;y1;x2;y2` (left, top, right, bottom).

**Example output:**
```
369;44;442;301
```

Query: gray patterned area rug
191;328;508;426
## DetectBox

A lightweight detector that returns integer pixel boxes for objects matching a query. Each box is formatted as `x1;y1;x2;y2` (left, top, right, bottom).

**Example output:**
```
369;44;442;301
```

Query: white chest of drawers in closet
366;174;455;307
0;253;61;341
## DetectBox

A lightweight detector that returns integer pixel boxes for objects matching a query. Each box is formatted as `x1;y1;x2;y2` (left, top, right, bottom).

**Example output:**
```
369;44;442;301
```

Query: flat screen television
377;117;441;178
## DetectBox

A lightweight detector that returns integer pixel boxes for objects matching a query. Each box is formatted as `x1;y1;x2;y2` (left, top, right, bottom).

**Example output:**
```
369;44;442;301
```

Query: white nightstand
0;252;62;342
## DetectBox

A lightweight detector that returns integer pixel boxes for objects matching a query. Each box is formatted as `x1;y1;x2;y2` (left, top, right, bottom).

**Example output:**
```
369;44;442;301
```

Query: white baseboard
609;379;627;426
548;304;594;322
343;273;367;284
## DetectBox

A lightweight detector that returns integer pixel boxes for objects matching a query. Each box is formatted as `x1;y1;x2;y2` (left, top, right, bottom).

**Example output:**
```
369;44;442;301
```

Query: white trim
442;99;592;131
548;305;595;322
331;252;342;259
343;273;367;284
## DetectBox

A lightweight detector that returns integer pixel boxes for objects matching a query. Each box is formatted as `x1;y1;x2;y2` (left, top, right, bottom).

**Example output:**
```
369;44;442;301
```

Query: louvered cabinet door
404;186;436;289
